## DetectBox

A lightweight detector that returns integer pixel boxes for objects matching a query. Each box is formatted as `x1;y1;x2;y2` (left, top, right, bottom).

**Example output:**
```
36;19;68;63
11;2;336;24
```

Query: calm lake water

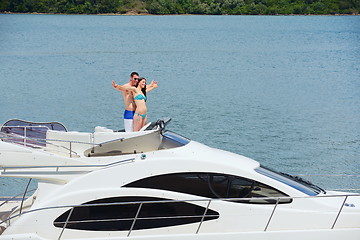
0;14;359;196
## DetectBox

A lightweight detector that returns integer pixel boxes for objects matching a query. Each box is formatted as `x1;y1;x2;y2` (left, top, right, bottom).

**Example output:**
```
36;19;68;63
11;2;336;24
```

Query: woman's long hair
135;77;147;100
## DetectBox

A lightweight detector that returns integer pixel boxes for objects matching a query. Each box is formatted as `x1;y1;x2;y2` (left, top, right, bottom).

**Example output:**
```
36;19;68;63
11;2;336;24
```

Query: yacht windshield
159;131;190;148
255;165;325;196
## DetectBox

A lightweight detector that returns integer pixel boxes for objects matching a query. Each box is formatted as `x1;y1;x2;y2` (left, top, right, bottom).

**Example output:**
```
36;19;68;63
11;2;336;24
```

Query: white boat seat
45;129;162;157
45;130;92;157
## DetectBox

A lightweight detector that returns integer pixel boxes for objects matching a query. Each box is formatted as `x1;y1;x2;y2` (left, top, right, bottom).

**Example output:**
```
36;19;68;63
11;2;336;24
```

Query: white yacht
0;119;359;240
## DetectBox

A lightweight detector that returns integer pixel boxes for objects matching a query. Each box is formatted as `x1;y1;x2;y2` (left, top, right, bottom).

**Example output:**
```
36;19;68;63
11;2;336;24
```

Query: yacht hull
1;120;359;239
1;229;360;240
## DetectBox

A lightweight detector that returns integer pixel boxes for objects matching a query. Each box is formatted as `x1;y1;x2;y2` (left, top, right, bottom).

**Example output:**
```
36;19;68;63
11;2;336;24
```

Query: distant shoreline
1;11;359;16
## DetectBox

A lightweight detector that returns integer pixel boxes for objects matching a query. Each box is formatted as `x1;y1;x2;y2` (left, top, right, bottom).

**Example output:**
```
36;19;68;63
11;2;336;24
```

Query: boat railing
0;180;37;227
0;124;175;158
0;125;103;157
0;158;135;176
0;125;50;147
1;193;359;238
0;187;36;209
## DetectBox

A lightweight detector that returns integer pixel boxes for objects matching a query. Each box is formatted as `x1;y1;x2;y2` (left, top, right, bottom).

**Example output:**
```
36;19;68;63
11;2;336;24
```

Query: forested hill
1;0;359;15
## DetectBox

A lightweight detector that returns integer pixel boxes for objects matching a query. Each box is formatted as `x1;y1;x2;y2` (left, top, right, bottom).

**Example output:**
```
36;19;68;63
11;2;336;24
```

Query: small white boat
0;119;359;240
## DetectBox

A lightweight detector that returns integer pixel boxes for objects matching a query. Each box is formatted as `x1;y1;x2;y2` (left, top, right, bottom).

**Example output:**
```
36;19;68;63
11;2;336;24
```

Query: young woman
112;78;158;131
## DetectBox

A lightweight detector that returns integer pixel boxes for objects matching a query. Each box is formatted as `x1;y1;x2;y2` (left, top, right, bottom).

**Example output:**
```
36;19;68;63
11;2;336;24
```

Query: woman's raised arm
146;80;158;92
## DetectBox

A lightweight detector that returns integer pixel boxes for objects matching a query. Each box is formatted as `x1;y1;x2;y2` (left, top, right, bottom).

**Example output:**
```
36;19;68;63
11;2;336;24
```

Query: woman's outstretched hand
150;80;158;88
112;80;118;89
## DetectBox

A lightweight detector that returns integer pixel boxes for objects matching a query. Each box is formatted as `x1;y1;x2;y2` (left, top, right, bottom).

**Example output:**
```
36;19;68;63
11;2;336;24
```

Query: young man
113;72;139;132
112;72;159;132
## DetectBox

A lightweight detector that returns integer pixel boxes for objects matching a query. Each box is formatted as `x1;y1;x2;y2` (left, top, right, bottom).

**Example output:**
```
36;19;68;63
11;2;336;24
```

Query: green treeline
1;0;359;15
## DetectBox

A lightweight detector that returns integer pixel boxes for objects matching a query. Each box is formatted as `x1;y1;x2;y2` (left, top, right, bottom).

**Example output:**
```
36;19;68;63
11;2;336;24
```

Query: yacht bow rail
1;193;359;239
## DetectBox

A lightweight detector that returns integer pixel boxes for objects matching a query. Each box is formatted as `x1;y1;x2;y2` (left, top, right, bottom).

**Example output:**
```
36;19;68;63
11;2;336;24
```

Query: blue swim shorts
124;110;135;119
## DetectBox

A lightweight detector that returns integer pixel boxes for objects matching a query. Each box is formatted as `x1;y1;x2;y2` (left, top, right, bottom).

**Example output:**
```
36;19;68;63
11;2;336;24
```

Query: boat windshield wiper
280;172;326;194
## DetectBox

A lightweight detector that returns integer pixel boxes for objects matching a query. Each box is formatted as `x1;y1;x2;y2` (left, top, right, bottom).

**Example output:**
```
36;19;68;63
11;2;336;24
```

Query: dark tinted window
125;173;291;204
54;196;219;231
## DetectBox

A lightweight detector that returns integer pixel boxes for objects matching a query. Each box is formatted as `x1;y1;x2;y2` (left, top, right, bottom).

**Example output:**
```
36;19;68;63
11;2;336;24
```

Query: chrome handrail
1;193;359;239
0;135;97;157
0;128;130;158
264;197;280;231
0;125;51;130
128;202;143;237
0;188;37;208
0;158;135;174
58;207;74;240
0;136;86;158
196;199;212;234
0;186;37;226
0;125;50;144
19;179;32;215
331;195;348;229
